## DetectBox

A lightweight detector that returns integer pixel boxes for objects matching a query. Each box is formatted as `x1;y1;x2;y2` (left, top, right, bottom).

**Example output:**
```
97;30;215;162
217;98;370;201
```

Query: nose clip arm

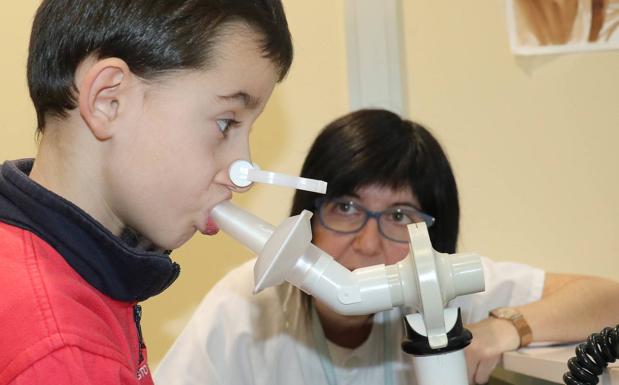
229;159;327;194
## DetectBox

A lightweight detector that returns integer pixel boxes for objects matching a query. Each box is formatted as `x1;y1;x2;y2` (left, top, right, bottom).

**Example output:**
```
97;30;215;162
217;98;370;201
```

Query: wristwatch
489;307;533;348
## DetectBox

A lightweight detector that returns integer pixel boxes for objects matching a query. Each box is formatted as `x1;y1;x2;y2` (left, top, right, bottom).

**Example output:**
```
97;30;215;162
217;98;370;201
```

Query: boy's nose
226;159;255;192
214;161;253;194
225;169;253;193
229;181;252;193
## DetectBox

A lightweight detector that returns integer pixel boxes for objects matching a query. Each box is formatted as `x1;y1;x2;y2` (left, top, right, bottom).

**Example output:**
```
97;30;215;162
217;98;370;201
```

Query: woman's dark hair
290;109;460;253
28;0;293;132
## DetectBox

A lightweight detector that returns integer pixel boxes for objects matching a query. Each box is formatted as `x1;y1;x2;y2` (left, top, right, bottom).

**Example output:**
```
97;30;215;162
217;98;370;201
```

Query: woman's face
312;184;420;270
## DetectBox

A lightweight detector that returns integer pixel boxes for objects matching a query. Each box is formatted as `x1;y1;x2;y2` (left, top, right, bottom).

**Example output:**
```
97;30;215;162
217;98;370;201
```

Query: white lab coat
155;257;544;385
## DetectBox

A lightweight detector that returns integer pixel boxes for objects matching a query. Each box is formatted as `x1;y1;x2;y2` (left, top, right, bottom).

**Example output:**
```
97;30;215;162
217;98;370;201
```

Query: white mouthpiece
229;159;327;194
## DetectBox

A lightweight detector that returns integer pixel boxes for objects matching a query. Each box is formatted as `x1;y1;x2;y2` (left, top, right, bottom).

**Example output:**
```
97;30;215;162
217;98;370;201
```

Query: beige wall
2;0;618;367
0;1;39;159
403;1;619;279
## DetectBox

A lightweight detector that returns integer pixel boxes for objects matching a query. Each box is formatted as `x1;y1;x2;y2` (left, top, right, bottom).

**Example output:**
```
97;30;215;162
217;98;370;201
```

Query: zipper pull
133;304;145;364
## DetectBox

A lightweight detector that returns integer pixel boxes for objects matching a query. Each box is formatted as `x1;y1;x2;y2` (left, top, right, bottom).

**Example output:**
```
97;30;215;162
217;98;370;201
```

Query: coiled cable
563;324;619;385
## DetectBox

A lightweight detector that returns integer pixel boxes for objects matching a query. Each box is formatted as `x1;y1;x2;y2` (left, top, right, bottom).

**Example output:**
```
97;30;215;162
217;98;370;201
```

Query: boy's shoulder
0;221;137;382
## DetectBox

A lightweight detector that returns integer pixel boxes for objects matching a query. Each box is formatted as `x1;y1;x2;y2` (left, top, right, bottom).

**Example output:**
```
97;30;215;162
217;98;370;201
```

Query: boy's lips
203;217;219;235
201;196;231;235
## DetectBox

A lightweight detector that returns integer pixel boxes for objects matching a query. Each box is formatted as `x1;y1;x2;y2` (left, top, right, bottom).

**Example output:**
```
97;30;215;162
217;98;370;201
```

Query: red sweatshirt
0;159;180;385
0;222;153;385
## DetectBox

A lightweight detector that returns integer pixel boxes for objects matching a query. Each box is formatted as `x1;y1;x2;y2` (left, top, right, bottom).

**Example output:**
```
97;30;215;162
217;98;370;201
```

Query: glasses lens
379;207;434;242
319;199;367;233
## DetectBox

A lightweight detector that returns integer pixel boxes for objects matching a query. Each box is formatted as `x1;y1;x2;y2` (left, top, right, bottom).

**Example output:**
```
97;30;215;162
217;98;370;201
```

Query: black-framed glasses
314;197;435;243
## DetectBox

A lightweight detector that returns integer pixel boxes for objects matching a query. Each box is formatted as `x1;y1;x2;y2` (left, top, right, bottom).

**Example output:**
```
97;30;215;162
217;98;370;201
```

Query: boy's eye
216;119;238;136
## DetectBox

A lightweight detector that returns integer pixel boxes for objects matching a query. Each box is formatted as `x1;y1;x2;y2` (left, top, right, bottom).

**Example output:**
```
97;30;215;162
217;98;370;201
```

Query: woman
155;109;619;385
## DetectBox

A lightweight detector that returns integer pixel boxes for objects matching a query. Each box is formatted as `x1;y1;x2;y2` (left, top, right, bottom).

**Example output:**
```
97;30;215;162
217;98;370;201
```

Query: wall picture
507;0;619;54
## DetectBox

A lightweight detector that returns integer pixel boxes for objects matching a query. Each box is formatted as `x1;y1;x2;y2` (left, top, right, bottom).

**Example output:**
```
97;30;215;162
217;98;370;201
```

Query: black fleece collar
0;159;180;302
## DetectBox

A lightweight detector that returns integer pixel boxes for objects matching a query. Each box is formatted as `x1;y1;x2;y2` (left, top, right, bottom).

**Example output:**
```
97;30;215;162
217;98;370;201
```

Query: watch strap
489;307;533;348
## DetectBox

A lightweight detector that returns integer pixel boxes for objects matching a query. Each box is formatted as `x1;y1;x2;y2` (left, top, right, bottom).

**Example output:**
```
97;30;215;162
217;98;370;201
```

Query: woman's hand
464;318;520;384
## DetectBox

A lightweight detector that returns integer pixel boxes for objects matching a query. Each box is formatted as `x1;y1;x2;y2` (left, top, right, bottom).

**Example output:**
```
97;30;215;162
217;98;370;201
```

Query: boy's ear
78;58;132;140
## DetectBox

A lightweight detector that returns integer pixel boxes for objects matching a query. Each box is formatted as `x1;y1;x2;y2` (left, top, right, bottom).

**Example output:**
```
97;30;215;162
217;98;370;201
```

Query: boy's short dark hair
28;0;293;132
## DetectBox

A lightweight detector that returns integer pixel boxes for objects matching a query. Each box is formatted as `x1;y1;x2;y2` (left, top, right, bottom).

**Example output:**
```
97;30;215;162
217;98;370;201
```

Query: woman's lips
203;217;220;235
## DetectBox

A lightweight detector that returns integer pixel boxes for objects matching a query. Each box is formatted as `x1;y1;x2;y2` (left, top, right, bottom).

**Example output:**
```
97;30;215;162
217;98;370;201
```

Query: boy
0;1;292;384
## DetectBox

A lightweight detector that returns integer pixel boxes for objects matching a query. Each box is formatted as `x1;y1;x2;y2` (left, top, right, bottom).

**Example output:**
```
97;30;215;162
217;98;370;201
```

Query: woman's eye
335;202;358;215
336;203;350;212
390;210;413;224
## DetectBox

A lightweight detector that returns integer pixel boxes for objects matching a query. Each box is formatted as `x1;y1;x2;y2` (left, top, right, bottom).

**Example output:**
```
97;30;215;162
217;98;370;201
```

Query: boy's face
104;27;280;249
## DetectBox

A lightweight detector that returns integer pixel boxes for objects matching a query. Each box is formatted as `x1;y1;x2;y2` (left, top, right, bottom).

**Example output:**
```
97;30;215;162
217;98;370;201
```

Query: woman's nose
351;218;382;257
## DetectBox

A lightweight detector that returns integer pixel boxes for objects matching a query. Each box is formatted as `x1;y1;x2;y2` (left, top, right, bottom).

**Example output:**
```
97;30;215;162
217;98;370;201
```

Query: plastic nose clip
229;159;327;194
